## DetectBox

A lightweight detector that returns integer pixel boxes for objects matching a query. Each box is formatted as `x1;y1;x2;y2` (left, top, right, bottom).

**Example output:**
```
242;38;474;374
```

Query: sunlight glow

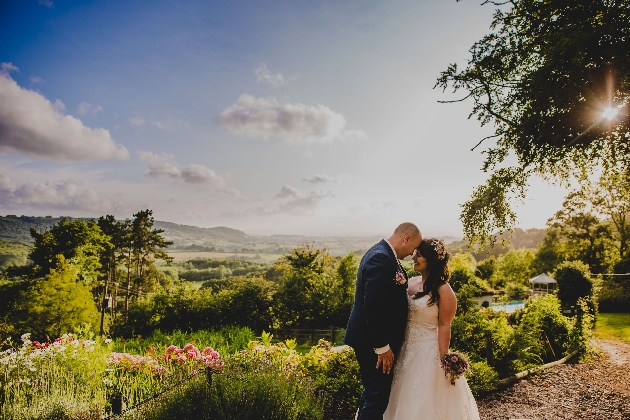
602;107;619;121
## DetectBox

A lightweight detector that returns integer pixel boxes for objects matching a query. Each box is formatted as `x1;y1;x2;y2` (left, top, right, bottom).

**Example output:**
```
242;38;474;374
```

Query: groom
344;223;422;420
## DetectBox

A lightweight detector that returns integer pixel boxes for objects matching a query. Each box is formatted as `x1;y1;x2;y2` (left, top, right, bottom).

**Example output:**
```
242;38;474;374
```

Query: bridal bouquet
440;351;469;385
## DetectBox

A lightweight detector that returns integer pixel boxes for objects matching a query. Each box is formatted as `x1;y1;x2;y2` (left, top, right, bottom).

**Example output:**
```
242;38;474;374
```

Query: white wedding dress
383;294;480;420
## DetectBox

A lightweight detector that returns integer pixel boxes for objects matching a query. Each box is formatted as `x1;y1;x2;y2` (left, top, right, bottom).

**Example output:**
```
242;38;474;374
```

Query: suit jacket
344;240;409;355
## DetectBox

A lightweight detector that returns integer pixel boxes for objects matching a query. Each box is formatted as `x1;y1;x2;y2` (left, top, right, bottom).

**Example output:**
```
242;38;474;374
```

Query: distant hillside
154;221;253;247
448;228;547;261
0;215;68;242
0;238;31;272
0;215;460;257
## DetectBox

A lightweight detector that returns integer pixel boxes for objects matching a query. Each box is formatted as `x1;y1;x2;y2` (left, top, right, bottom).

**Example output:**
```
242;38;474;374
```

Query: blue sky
0;0;567;236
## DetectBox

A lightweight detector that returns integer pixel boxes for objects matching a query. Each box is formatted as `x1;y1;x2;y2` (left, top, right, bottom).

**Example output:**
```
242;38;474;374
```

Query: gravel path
477;340;630;420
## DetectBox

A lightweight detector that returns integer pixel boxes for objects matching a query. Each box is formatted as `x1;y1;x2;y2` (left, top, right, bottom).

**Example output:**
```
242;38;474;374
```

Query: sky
0;0;568;237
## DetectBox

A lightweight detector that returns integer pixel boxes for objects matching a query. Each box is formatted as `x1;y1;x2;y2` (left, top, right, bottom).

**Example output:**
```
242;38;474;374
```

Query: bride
383;238;480;419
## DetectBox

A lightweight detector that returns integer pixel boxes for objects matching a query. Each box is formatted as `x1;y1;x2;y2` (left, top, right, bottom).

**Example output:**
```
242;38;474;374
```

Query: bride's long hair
412;238;451;306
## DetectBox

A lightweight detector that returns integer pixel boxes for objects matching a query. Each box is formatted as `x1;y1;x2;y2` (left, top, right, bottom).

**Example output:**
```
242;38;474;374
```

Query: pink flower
166;345;178;354
451;356;458;362
202;347;214;356
183;343;195;351
210;351;219;359
177;356;187;363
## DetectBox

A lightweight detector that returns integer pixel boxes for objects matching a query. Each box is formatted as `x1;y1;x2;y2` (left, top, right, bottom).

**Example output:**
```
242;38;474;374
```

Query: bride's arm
437;283;457;357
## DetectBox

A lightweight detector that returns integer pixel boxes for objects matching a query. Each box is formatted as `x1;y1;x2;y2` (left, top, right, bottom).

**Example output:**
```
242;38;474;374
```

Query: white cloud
137;151;237;194
128;116;146;127
218;94;367;143
29;76;44;86
223;185;332;218
274;185;301;199
0;174;120;212
254;63;286;87
302;174;340;184
1;63;19;74
77;102;103;116
0;68;129;162
39;0;53;7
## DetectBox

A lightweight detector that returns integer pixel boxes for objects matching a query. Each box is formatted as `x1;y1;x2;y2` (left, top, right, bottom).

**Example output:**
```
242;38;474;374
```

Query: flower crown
431;239;447;260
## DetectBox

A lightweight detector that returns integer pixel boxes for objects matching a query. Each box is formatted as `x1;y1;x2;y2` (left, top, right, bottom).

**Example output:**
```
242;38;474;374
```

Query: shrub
511;295;571;370
465;360;499;396
553;261;593;308
310;346;361;419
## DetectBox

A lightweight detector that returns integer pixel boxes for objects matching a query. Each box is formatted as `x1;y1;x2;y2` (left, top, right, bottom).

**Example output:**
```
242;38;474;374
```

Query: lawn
594;313;630;342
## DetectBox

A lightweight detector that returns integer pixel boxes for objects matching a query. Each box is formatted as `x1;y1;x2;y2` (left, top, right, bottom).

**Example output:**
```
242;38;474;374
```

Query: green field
594;313;630;342
167;251;283;262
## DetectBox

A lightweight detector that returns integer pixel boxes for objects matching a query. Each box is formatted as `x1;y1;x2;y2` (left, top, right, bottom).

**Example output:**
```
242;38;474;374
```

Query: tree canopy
438;0;630;245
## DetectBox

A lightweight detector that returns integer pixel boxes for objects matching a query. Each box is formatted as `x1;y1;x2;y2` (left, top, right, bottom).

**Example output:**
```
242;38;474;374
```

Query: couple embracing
344;223;480;420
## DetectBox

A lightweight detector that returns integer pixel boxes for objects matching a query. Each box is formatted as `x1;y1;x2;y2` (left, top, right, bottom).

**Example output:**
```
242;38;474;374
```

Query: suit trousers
354;346;394;420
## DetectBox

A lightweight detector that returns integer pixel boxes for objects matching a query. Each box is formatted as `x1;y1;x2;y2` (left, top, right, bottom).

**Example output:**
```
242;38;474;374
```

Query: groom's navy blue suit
344;240;409;420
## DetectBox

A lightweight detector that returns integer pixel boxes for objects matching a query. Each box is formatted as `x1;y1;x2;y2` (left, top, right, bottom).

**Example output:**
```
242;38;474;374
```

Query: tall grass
123;370;324;420
112;326;255;356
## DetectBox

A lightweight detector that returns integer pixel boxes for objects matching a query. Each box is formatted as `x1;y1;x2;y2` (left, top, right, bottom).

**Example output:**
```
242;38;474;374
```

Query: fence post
111;395;125;415
485;330;494;367
205;366;213;387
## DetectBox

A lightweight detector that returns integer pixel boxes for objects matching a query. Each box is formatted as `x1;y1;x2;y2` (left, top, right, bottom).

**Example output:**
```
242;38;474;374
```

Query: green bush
465;361;499;397
553;261;593;308
511;295;571;370
311;347;361;419
129;370;322;420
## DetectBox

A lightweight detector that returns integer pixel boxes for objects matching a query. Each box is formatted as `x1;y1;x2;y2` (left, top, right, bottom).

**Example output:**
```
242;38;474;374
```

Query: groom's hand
376;349;394;374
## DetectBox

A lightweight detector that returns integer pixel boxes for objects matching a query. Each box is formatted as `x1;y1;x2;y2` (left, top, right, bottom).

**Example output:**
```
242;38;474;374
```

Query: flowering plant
431;239;448;261
394;271;407;285
440;351;469;385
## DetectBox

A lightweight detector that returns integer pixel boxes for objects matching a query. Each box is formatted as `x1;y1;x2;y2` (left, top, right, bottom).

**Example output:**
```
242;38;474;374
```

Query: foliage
112;277;274;337
532;227;567;274
511;295;572;370
475;257;496;280
28;217;110;282
553;261;593;308
489;249;535;289
272;246;356;330
311;346;361;419
20;257;100;340
111;326;255;357
0;327;245;420
0;239;30;273
438;0;630;245
547;191;619;274
0;333;108;420
465;361;499;396
567;297;596;359
597;276;630;313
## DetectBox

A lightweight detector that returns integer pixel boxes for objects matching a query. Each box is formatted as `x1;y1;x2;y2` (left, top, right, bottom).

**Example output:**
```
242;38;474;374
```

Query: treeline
164;258;269;283
117;245;358;337
451;171;630;312
0;210;173;339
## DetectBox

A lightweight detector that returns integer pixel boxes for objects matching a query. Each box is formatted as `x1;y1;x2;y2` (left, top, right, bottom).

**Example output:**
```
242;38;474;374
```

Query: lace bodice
398;294;439;370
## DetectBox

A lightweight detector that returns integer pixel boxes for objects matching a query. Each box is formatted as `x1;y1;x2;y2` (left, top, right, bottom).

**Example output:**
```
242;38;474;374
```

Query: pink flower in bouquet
451;356;458;362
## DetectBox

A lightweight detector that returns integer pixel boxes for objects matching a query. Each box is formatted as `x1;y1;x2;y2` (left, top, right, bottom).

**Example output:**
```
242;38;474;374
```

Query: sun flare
602;107;619;121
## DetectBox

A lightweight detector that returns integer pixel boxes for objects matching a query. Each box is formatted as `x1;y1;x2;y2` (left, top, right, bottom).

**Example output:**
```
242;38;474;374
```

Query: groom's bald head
389;223;422;259
394;222;421;238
